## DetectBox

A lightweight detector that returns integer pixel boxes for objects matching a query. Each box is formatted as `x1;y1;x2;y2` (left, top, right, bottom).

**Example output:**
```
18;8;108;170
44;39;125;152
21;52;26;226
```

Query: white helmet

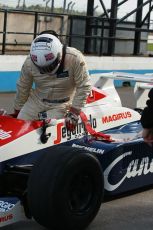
30;33;63;74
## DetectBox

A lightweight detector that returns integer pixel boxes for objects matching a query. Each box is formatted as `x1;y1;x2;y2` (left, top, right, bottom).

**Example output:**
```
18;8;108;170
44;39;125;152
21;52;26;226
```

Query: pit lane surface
1;88;153;230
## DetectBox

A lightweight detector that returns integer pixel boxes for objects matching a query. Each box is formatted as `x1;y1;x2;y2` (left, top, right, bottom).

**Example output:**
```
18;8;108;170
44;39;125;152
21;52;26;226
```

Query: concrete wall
0;55;153;92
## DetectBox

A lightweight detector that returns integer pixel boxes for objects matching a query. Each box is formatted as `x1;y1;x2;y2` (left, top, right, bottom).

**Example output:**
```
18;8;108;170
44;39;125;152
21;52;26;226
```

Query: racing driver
13;31;91;130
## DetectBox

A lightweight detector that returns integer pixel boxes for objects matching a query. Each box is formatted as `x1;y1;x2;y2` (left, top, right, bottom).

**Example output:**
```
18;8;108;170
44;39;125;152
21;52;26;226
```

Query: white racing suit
14;47;92;120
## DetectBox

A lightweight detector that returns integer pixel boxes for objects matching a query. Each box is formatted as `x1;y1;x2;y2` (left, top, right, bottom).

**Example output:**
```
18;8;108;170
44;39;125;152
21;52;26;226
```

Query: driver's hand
65;107;80;131
10;109;20;118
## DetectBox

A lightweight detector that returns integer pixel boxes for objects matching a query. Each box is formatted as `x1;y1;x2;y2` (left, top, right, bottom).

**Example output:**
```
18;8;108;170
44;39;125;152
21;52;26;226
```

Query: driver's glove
10;109;20;118
65;107;80;131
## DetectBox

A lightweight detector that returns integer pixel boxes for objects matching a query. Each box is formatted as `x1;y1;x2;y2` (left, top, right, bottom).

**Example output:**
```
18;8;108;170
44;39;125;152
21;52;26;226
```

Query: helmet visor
38;55;60;74
31;53;61;74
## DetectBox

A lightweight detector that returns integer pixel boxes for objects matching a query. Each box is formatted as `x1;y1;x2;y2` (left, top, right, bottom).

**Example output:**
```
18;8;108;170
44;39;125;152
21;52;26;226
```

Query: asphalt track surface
1;87;153;230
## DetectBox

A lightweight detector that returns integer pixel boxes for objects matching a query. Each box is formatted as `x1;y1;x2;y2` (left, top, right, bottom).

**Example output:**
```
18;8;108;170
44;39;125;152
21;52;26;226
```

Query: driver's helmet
30;33;63;74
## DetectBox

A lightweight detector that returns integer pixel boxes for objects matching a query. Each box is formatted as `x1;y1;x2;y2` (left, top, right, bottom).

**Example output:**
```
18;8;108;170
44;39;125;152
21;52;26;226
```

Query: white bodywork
0;71;153;227
0;198;26;227
2;71;153;162
90;71;153;108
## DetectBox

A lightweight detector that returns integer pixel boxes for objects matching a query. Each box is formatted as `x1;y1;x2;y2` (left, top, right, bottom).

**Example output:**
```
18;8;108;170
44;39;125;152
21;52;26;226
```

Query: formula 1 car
0;72;153;230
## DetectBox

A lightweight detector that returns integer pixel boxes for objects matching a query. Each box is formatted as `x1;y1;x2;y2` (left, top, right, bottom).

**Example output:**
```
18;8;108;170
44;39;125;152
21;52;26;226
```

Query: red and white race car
0;72;153;230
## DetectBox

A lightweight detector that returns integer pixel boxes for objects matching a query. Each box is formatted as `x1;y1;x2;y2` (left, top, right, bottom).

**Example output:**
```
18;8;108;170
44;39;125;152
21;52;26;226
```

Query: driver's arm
71;51;92;112
14;56;33;111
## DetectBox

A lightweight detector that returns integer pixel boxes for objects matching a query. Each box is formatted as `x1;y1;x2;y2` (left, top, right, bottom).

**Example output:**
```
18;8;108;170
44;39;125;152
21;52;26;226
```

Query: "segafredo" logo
104;151;153;191
102;111;132;123
54;115;97;144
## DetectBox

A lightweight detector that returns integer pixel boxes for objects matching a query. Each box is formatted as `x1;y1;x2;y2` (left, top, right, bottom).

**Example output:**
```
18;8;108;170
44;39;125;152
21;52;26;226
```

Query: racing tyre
27;145;104;230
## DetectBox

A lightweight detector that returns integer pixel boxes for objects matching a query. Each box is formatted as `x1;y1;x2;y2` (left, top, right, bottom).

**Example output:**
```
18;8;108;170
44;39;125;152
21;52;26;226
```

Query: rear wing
91;72;153;109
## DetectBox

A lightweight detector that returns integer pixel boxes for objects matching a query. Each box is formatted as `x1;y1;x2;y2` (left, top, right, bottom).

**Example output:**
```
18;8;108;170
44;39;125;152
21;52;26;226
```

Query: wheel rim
68;171;94;215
